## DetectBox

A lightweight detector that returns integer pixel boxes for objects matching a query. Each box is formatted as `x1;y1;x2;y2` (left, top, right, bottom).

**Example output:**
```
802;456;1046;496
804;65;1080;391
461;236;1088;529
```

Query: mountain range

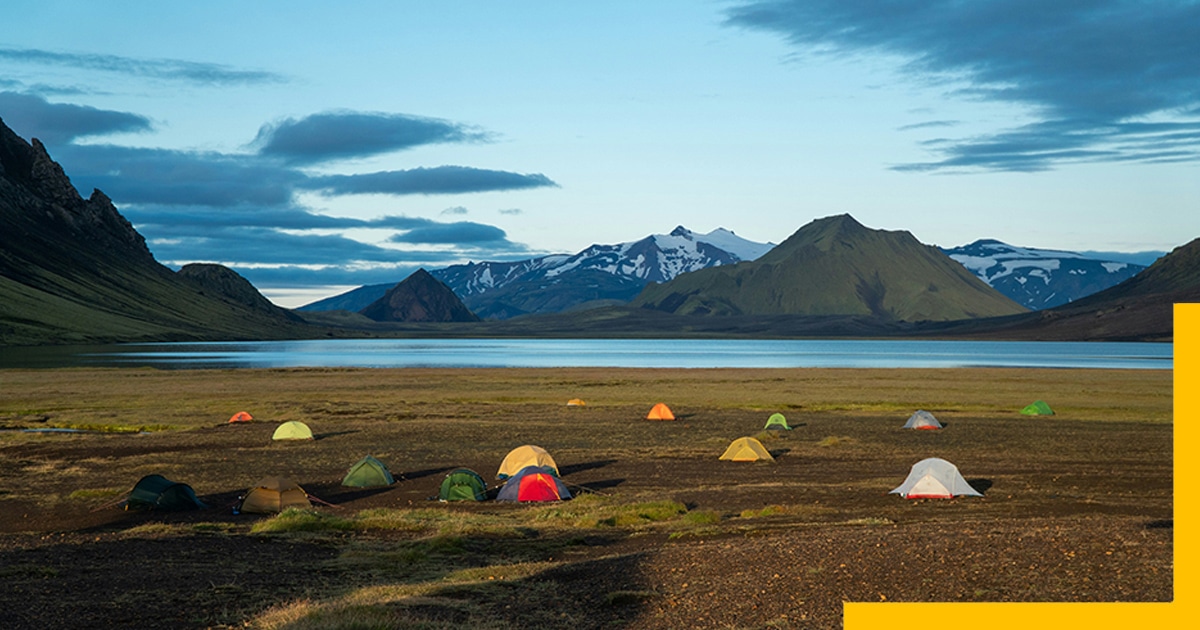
300;226;775;318
944;239;1148;310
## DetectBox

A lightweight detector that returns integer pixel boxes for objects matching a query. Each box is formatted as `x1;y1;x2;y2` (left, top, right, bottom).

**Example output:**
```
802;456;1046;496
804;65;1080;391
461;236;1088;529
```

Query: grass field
0;367;1173;629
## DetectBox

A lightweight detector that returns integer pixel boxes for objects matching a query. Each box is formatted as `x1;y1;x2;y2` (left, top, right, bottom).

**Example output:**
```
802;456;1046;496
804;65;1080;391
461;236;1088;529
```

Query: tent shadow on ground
398;466;455;481
324;485;397;502
312;430;360;440
768;448;791;459
571;478;626;493
966;478;993;495
559;459;617;476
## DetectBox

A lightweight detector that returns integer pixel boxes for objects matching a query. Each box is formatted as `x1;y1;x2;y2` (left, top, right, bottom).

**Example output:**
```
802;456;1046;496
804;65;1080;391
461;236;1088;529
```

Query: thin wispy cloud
305;166;558;196
726;0;1200;171
0;46;285;85
441;206;469;215
0;91;151;143
253;111;491;165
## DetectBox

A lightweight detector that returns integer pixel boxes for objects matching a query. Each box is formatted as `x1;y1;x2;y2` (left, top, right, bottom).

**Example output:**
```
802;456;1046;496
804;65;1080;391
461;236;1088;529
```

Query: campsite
0;366;1173;629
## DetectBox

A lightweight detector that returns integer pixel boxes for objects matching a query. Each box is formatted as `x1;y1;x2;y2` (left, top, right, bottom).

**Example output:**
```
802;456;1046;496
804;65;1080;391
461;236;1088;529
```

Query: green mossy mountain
632;214;1027;321
0;118;316;346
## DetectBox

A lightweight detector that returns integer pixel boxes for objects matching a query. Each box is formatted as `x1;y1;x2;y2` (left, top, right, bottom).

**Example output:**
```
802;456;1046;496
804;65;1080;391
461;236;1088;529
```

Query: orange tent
567;398;586;406
646;403;675;421
228;411;253;423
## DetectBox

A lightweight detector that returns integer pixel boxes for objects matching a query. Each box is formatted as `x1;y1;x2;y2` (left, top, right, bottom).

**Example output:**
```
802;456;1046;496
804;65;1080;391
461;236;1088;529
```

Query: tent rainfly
439;468;488;501
342;455;395;487
719;437;774;462
497;445;559;480
1021;400;1055;415
646;403;675;421
764;413;792;431
125;474;207;511
272;420;314;440
889;458;983;499
902;410;943;430
496;465;571;502
238;476;312;514
228;411;253;423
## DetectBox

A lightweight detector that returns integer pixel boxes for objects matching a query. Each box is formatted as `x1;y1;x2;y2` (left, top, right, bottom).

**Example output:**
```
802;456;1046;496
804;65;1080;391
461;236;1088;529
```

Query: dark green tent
125;474;206;511
438;468;487;501
1020;400;1055;416
342;455;396;487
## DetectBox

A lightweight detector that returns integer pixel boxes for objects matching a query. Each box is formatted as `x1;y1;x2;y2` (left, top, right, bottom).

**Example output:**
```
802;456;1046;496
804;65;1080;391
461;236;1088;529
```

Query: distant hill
360;269;480;323
632;215;1027;321
0;118;315;346
300;226;775;318
944;239;1146;310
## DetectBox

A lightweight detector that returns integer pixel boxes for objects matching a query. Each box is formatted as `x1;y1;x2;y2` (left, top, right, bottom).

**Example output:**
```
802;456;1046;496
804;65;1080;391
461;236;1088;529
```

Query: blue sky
3;1;1197;306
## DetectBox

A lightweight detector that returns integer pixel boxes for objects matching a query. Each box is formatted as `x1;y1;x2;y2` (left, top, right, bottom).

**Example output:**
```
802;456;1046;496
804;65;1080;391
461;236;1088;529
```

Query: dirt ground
0;367;1173;629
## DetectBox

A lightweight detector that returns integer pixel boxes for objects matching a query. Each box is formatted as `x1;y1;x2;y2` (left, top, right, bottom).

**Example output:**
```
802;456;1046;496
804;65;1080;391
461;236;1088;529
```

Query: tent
125;474;207;511
764;413;792;431
272;420;314;440
719;437;774;462
567;398;587;407
438;468;488;501
228;411;253;423
341;455;395;487
496;466;571;502
1021;400;1055;415
646;403;675;421
903;410;943;430
889;457;983;499
238;476;312;514
497;445;559;479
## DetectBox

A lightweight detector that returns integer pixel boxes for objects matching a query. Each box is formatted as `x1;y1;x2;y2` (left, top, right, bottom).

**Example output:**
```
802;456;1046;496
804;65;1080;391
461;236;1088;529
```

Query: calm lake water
0;339;1172;370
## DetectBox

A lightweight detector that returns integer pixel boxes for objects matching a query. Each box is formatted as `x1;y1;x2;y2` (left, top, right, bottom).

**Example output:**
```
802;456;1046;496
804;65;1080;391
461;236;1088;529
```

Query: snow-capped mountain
298;227;774;318
943;239;1148;310
431;226;775;318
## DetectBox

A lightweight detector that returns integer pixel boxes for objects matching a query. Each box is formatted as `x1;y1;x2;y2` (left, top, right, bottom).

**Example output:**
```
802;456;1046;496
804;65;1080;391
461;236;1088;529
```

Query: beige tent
497;445;559;479
719;437;774;462
272;420;313;440
646;403;675;421
890;458;982;499
238;476;311;514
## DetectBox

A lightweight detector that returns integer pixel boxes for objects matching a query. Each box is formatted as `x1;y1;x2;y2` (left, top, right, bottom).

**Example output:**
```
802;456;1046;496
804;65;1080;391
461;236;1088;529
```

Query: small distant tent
764;413;792;431
341;455;395;487
646;403;675;421
719;437;774;462
890;458;982;499
567;398;587;407
438;468;488;501
125;474;207;511
228;411;253;423
497;445;559;479
238;476;311;514
903;410;943;430
496;465;571;502
1021;400;1055;416
272;420;314;440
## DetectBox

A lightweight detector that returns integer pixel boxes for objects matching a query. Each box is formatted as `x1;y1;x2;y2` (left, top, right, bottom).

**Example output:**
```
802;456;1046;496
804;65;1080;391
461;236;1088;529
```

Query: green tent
272;420;314;440
438;468;488;501
125;474;207;511
1020;400;1055;415
342;455;395;487
764;412;792;430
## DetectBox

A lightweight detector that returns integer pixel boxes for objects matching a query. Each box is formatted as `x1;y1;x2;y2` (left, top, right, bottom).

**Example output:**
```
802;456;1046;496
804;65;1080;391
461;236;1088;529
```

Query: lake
0;338;1172;370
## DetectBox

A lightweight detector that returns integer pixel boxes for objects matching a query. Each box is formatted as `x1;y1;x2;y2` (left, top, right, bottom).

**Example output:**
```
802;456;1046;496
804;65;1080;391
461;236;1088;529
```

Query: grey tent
902;410;943;430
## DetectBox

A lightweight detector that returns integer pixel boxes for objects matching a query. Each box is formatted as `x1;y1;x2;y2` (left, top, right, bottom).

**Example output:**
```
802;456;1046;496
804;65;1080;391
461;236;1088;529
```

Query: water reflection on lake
0;338;1172;370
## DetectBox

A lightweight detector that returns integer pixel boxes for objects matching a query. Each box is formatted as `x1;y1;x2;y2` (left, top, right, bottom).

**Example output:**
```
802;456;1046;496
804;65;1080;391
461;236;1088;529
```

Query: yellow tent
646;403;675;420
272;420;313;441
719;437;774;462
238;476;311;514
567;398;586;406
497;444;558;479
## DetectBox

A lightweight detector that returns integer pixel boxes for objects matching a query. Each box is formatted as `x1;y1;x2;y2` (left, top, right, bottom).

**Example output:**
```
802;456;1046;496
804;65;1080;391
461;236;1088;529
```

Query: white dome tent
902;410;943;430
890;457;982;499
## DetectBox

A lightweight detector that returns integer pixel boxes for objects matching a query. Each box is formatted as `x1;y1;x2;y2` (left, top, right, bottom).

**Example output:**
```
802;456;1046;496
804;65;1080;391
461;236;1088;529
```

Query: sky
3;0;1198;307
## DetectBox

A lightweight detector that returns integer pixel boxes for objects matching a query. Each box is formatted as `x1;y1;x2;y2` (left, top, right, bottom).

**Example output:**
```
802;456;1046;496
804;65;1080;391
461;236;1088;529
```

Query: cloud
305;166;559;195
253;111;490;165
0;91;152;143
896;120;960;132
726;0;1200;171
0;47;284;85
441;206;469;215
498;208;523;215
389;221;510;245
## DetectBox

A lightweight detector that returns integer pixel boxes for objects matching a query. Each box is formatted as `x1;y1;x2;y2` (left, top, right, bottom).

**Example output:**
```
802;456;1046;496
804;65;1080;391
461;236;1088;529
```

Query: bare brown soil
0;367;1173;629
